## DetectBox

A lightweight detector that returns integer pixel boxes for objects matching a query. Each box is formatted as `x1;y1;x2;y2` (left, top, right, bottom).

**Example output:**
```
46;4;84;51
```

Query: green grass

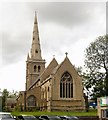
11;109;97;116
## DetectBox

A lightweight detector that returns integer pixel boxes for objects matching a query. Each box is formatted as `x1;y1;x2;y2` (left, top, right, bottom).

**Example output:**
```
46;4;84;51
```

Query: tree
2;89;9;111
84;35;108;100
8;90;18;98
2;89;18;111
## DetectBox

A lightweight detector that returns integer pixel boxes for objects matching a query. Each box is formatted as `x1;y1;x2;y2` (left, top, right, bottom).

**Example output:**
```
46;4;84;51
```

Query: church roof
51;55;71;75
28;57;58;90
28;55;77;90
40;57;58;81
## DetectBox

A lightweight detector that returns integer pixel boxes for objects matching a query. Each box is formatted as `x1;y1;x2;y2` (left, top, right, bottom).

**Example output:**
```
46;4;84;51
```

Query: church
16;13;85;112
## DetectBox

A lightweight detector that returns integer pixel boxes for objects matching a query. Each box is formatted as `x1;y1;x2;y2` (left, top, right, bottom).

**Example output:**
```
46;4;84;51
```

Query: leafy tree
2;89;9;97
84;35;108;100
2;89;9;111
75;66;83;75
2;89;18;111
8;90;18;98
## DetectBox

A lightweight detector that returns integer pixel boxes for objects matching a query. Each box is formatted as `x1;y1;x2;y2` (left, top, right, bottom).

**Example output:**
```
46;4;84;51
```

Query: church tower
26;12;45;90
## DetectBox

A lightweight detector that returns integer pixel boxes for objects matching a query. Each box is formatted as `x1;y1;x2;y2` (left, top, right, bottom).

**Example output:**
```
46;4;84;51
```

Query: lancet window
34;65;37;72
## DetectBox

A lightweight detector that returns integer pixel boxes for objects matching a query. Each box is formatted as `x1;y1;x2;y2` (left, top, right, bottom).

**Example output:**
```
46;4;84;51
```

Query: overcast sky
0;1;106;92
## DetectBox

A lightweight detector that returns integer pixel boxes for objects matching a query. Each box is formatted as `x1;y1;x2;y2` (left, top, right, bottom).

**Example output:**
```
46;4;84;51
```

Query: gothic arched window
38;66;41;72
27;95;36;107
34;65;37;72
60;71;73;98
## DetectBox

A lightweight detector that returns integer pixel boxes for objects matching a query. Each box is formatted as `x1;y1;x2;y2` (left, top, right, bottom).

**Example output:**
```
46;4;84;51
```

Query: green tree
84;35;108;100
2;89;9;111
8;90;18;98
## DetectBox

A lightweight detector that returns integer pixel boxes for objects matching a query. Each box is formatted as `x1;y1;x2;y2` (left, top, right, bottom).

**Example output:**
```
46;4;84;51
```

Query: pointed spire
30;12;42;60
34;11;37;24
27;53;30;60
33;11;38;33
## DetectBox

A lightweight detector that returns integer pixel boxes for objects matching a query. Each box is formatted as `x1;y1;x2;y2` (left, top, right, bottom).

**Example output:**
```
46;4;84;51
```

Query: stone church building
17;13;85;111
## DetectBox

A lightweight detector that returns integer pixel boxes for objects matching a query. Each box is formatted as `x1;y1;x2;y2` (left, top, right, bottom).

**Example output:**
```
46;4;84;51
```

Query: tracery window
27;95;36;107
60;71;73;98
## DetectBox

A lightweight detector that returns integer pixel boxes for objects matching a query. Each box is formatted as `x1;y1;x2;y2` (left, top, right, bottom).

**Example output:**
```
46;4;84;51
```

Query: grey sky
1;2;105;65
0;2;106;91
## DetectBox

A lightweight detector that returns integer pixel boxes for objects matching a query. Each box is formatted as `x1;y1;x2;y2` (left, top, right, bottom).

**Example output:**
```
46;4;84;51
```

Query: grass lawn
11;109;97;116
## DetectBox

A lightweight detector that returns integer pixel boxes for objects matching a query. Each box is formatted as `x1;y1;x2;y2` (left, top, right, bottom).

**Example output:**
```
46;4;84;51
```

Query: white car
0;112;15;120
17;115;38;120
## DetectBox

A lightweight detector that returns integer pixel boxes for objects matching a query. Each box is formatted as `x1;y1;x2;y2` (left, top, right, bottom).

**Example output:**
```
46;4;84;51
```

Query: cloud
2;31;30;64
0;1;106;91
1;2;106;66
0;61;26;91
27;2;105;27
106;1;108;34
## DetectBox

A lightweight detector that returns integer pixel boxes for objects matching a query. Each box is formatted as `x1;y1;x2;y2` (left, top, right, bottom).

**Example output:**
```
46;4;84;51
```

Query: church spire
34;11;37;24
26;13;45;90
31;12;42;60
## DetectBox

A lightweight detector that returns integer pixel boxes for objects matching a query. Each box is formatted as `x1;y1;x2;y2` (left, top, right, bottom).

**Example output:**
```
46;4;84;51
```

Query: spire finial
34;11;37;24
35;11;37;17
53;55;55;58
65;52;68;57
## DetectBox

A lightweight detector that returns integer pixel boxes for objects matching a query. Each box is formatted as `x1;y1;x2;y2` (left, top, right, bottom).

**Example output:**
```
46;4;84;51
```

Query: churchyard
11;109;97;116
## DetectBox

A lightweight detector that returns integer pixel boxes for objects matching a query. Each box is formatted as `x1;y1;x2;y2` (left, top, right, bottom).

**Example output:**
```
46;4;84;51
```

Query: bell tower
26;12;45;90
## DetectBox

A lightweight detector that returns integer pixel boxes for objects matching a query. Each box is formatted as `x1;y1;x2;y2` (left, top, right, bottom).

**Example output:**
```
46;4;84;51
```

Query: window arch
35;50;38;53
34;65;37;72
38;66;41;72
27;95;36;107
60;71;73;98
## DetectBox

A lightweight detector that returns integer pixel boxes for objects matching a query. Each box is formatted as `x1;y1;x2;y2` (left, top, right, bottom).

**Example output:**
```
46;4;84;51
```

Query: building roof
28;55;79;90
28;57;58;90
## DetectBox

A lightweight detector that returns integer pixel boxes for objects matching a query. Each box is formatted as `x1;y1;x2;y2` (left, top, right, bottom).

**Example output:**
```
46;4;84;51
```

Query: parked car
16;115;38;120
35;116;40;119
59;116;79;120
39;115;61;120
0;112;15;120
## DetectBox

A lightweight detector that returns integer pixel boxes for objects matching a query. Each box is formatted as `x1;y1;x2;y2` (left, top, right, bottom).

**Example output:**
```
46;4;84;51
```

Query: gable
41;58;58;82
51;56;83;100
52;56;80;78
